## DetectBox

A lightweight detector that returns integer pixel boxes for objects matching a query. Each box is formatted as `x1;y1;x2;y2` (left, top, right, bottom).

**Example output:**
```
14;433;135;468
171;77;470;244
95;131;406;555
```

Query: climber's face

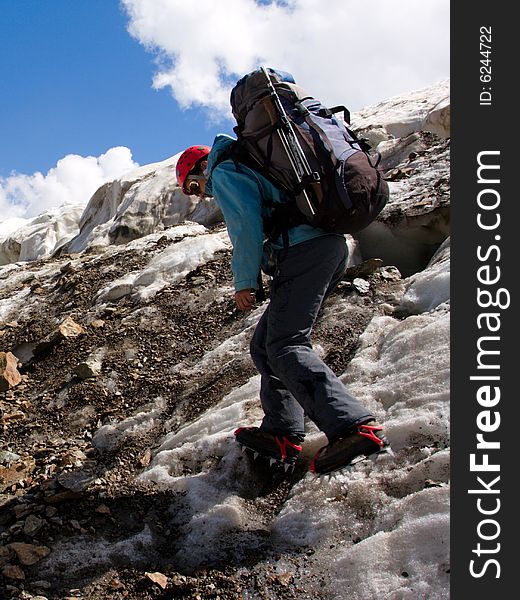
186;160;208;197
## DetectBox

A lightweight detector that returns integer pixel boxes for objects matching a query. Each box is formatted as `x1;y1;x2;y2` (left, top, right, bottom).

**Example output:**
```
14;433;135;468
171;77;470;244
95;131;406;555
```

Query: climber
175;141;390;474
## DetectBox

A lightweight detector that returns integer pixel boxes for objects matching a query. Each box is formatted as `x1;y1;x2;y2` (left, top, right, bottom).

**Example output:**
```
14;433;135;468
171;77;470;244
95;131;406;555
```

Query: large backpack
227;67;389;238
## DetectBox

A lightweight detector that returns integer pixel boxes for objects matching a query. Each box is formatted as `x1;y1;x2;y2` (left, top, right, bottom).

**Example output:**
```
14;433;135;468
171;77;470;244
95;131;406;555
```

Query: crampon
234;427;303;472
310;423;393;475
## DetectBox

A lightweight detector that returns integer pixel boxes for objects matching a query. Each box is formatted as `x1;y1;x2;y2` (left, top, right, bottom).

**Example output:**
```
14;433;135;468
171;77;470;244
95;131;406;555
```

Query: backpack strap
262;199;305;247
208;142;242;177
296;102;382;172
256;271;266;302
327;105;351;124
210;141;306;248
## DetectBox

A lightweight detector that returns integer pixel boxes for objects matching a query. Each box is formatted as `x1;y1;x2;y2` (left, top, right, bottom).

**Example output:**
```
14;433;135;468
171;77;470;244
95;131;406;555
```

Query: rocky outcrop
60;155;223;255
0;81;449;273
358;133;450;276
0;205;84;265
352;79;450;140
0;158;223;265
347;81;450;276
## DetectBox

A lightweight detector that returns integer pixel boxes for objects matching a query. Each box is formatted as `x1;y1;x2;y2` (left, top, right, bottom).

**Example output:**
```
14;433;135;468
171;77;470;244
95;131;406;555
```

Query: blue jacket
206;134;326;291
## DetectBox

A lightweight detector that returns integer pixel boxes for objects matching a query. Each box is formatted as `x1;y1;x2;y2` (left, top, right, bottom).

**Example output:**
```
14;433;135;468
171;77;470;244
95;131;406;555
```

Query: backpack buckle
295;101;310;117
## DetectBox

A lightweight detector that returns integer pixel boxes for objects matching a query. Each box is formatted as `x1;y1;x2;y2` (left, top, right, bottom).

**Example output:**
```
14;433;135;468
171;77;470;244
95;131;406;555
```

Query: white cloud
0;147;138;221
122;0;449;118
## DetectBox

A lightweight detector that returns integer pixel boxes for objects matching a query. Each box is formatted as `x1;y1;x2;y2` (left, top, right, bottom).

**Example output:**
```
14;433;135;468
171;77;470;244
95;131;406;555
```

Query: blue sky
0;0;227;178
1;0;449;221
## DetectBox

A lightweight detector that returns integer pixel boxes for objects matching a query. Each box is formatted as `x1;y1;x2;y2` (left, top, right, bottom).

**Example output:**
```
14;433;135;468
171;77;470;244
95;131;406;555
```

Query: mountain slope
0;81;450;600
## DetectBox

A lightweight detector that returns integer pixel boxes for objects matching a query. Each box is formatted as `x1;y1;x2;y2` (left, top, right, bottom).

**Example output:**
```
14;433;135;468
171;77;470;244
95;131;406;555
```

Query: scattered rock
0;546;11;566
145;571;169;589
139;449;152;467
353;278;370;294
12;504;32;520
73;360;101;380
344;258;384;280
425;479;444;488
0;351;22;391
58;317;86;338
386;166;416;180
0;450;21;465
23;514;46;536
60;262;75;274
1;410;26;424
2;564;25;580
45;507;57;518
72;348;105;379
108;578;125;590
32;580;52;590
60;448;87;467
56;470;95;493
0;458;36;493
379;266;402;281
8;542;51;565
270;571;294;586
95;504;111;515
34;317;86;356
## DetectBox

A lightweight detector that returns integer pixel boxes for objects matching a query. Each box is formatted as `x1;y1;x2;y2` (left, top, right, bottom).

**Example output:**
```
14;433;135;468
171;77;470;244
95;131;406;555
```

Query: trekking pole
261;66;318;217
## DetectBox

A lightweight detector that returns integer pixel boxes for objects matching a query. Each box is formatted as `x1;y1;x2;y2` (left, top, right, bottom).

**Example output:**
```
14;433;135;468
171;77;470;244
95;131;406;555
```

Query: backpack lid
230;68;296;123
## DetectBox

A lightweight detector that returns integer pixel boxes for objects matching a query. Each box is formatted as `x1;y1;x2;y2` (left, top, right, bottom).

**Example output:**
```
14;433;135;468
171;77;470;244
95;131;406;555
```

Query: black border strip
451;3;514;596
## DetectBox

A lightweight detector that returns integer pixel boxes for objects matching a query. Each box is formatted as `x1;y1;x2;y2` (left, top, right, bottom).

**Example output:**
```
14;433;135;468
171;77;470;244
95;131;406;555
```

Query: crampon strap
358;424;386;447
275;436;303;460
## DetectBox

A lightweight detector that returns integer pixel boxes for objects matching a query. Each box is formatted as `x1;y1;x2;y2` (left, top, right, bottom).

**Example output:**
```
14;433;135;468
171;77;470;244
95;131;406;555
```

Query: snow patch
399;237;450;315
329;488;449;599
39;526;156;578
139;377;267;569
342;308;450;440
96;228;230;303
92;397;166;451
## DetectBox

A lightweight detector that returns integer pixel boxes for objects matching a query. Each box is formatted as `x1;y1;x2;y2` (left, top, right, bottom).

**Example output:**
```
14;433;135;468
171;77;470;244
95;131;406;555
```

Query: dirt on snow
1;223;406;600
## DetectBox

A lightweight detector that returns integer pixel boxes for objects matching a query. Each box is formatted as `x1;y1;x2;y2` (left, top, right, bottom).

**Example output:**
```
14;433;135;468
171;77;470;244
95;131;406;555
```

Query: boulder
7;542;51;566
0;351;22;391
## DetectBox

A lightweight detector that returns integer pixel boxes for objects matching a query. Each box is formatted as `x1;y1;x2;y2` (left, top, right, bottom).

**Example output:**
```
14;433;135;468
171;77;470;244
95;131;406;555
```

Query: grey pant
250;234;373;441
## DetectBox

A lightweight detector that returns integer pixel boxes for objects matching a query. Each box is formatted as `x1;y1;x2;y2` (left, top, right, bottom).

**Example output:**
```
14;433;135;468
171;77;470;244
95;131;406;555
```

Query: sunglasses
186;174;205;195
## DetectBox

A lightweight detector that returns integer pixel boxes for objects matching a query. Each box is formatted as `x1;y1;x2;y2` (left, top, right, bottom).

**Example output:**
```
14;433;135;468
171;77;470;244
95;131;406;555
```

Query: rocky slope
1;81;450;600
